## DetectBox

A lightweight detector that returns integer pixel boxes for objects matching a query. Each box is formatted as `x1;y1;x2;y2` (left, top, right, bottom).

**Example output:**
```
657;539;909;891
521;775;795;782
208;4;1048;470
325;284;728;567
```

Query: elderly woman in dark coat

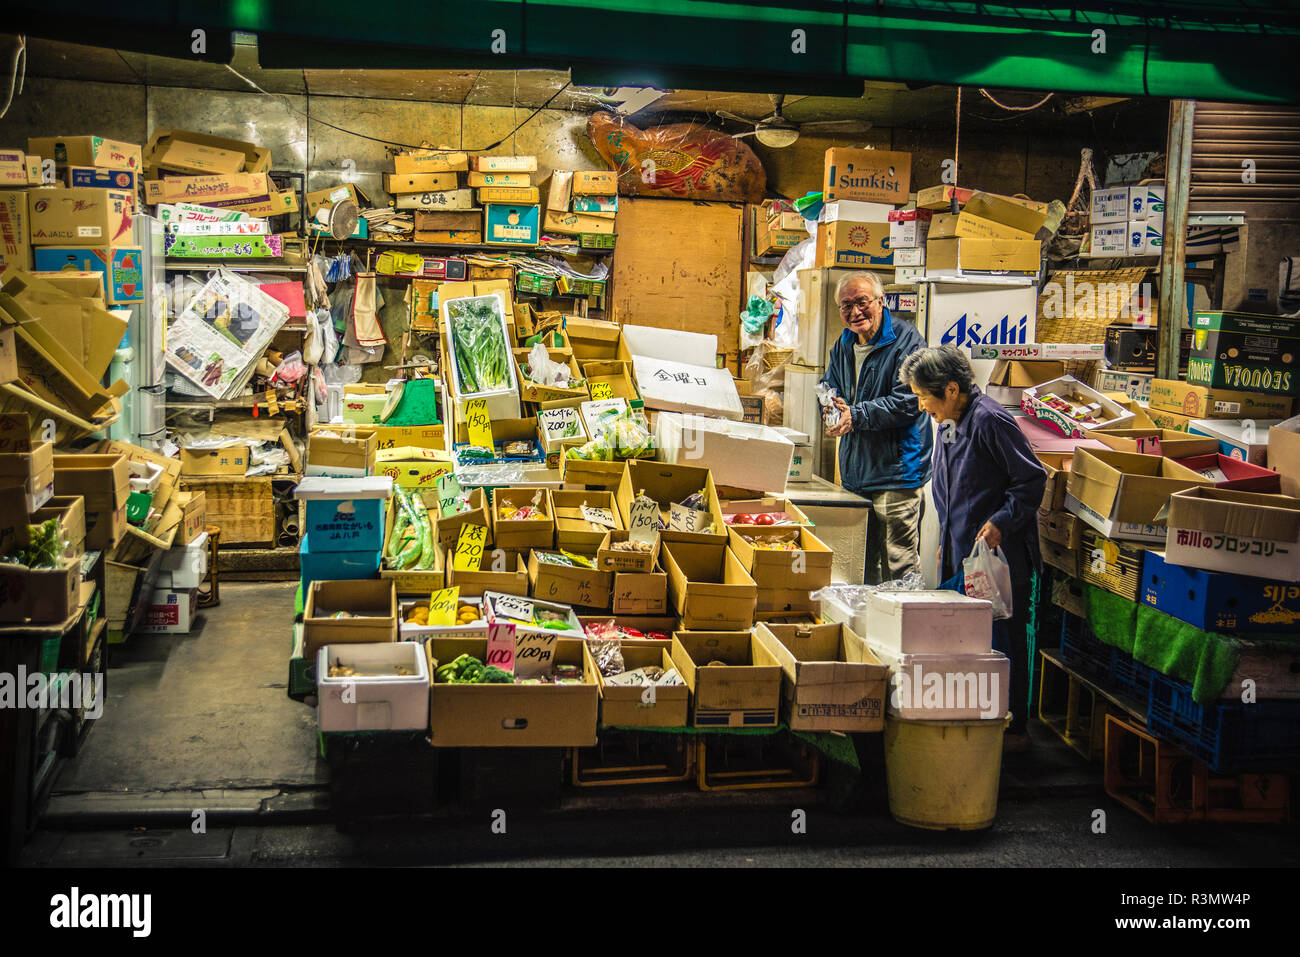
899;345;1047;746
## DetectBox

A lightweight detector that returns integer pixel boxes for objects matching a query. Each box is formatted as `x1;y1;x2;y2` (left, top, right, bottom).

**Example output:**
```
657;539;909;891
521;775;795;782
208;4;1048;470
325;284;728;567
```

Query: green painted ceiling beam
9;1;1299;103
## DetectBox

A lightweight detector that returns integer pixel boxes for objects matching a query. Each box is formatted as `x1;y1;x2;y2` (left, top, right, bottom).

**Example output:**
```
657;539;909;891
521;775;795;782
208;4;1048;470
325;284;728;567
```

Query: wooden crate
178;476;275;547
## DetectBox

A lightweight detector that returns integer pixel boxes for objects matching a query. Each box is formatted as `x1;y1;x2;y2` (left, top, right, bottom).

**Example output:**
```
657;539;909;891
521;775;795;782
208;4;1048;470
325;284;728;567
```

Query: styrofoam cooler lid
294;476;393;500
866;590;993;615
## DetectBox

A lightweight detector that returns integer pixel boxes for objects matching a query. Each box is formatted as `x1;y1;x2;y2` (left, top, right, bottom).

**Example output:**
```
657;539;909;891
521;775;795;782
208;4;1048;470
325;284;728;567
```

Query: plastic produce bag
962;540;1014;620
525;341;572;387
814;381;840;430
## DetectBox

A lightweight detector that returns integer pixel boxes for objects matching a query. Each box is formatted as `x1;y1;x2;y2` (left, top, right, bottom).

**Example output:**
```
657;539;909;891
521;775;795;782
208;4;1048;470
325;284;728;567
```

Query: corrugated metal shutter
1190;102;1300;217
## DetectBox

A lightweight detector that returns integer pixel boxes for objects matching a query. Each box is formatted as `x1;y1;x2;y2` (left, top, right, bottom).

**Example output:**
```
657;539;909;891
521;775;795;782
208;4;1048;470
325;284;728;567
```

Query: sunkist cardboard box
822;148;911;205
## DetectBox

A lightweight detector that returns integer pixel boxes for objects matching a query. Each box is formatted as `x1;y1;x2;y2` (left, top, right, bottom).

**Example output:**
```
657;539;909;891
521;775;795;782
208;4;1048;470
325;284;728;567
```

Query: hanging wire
978;88;1055;112
0;35;27;121
224;63;570;153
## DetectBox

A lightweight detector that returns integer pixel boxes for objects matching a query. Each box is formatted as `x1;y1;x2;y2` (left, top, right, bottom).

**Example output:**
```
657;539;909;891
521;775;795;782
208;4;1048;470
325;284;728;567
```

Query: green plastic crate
579;233;616;250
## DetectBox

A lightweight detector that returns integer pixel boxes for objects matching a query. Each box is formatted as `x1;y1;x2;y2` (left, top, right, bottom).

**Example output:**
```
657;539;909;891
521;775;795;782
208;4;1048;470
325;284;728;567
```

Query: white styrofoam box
1126;219;1146;256
895;265;925;283
137;588;200;634
316;642;430;732
822;200;895;224
292;475;393;501
633;356;744;421
621;324;716;366
159;531;208;589
128;460;164;494
888;219;929;249
772;426;810;444
864;590;994;655
1142;218;1164;256
1089;223;1127;257
1090;187;1131;222
442;294;521;420
656;411;794;493
1189;418;1279;466
772;426;813;483
868;643;1010;720
894;246;925;267
1094;368;1152;403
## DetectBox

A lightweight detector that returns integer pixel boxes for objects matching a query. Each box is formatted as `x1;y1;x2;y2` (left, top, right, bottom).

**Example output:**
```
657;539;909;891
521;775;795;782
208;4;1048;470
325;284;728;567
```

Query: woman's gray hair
834;271;884;301
899;345;975;398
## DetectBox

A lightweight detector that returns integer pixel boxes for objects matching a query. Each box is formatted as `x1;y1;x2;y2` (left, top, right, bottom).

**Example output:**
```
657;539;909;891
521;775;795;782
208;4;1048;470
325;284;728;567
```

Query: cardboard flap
1167;486;1300;540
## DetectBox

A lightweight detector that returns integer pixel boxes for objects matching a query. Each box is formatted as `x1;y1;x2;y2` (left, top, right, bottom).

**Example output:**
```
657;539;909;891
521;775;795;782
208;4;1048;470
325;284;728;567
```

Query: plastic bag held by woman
962;540;1014;620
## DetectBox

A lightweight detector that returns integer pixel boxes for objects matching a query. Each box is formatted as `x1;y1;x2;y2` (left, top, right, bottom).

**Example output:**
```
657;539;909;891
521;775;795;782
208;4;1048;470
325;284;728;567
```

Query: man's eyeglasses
839;296;881;315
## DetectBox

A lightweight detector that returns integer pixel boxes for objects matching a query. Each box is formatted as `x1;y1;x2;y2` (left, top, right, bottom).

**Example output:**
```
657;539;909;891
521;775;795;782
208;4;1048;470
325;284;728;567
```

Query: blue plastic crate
1059;613;1111;677
1146;672;1300;773
1109;650;1155;698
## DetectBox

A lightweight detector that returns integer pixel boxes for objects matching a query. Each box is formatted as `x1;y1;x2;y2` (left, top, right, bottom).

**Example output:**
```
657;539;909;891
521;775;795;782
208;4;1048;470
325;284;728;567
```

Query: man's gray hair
834;271;885;301
899;345;975;399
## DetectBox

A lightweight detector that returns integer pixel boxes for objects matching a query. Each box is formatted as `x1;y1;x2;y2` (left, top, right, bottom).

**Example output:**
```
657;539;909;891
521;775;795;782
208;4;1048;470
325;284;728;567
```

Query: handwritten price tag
465;398;494;448
628;495;660;544
669;502;707;532
428;586;459;626
485;620;516;673
453;523;487;572
436;472;468;517
589;381;614;400
581;504;617;529
491;593;535;624
515;630;557;679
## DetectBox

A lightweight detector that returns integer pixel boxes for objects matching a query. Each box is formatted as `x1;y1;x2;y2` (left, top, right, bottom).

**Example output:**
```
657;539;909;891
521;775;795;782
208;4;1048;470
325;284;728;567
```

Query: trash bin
883;714;1011;830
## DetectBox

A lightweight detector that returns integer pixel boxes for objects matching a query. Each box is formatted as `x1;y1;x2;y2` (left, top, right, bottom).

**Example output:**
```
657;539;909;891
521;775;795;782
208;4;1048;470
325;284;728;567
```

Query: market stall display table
779;475;870;585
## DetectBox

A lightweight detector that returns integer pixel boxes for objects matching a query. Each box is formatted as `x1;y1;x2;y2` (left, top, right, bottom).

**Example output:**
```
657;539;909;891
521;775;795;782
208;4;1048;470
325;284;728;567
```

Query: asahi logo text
1041;276;1155;321
940;313;1030;348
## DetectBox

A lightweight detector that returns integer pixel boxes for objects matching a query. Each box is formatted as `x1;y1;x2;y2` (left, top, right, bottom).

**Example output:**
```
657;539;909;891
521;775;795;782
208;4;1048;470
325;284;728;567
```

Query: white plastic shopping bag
962;539;1014;620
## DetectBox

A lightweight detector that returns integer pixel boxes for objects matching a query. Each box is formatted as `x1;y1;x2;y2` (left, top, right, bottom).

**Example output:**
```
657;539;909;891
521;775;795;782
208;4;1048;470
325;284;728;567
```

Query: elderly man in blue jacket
821;271;933;584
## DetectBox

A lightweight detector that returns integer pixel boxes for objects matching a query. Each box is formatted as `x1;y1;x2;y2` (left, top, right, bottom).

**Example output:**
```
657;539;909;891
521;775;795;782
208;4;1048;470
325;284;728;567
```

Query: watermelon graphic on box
33;246;143;304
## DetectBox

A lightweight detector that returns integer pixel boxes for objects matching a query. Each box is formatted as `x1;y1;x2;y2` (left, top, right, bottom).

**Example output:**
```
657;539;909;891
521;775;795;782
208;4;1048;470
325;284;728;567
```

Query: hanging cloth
349;272;386;349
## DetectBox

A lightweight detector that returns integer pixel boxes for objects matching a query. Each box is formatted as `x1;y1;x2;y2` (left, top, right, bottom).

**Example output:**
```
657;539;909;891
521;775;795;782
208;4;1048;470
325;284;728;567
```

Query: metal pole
1158;100;1195;381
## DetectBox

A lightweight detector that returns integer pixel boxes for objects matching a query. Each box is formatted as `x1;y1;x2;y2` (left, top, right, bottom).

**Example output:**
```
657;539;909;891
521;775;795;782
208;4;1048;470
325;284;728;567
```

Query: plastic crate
1147;672;1300;773
1109;650;1155;698
1059;613;1111;677
580;232;616;250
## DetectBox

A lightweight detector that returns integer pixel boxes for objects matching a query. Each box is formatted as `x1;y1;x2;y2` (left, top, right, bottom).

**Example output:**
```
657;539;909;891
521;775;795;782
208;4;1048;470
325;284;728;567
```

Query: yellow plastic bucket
883;714;1011;830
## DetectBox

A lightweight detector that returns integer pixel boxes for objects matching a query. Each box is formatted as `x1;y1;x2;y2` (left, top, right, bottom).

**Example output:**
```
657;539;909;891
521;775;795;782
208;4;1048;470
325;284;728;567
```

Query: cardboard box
144;172;270;206
565;317;621;361
755;621;887;733
893;246;925;267
1094;369;1152;403
304;183;368;218
654;412;793;493
29;136;141;171
1090;429;1219;459
31;245;143;304
926;237;1040;277
1038;508;1084;550
133;586;199;634
1186;355;1298;397
610;568;668;615
444;545;528;597
543;208;615;236
144;130;268;176
0;190;31;273
591;641;687;728
963;191;1049;236
434;486;491;550
22;495;86;559
916;185;975;210
1269;416;1300;497
180;444;249;477
377;500;443;595
0;440;54;511
718;496;813;532
351;423;445;454
661;542;757;631
395;188;477;211
1163;486;1300;581
395;150;470;174
561;454;627;491
1051;575;1089;619
726;525;831;590
316;641;429;733
28;189;134;246
528;550;611;608
302;579;398;661
886;208;931;248
373;446;454;492
489;486;554;550
306;428;378;478
753;211;804;257
52;451;128;511
1142;548;1300;634
384;172;459;194
1078;528;1145;601
815;219;892;268
0;559;79;624
1065;447;1212;542
467;171;531;188
618;460;726;547
551;489;622;550
484;204;540;246
1039;536;1080;577
1149;378;1292;420
1021;376;1135;438
984;359;1066;407
822;148;910;204
1171;453;1281;494
425;636;598;746
671;632;781;728
1147;407;1197;433
596;529;660;575
1189;419;1278;466
571;170;618;195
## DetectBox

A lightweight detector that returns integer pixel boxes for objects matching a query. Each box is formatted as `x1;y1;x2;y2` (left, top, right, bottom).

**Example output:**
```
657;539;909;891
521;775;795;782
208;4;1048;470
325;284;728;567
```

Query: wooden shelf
165;260;308;273
317;236;613;256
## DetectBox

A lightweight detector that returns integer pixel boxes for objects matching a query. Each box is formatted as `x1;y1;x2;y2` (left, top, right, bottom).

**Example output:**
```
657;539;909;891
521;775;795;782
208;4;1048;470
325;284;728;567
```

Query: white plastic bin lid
866;590;993;615
293;476;393;500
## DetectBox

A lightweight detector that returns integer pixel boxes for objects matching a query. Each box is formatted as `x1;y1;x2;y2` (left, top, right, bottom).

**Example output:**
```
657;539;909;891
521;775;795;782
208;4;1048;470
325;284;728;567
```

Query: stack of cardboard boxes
922;189;1047;279
1087;183;1165;258
542;169;617;242
753;199;806;258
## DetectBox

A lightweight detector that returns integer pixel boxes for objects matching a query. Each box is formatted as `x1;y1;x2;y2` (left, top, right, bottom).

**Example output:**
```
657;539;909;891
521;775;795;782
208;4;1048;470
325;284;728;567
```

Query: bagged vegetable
962;539;1014;620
